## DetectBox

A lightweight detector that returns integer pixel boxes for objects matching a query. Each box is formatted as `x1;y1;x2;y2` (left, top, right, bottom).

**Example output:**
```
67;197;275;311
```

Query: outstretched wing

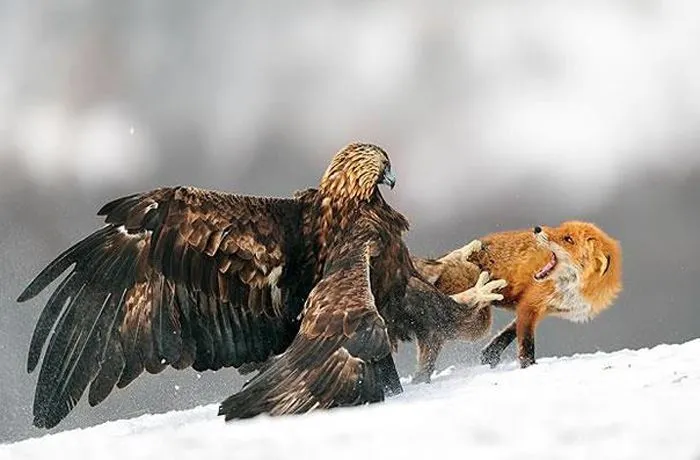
18;186;310;428
218;232;392;420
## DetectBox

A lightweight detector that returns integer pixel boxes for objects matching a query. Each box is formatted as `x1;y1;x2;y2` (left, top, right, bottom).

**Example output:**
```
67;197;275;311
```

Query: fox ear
587;237;611;276
596;254;611;276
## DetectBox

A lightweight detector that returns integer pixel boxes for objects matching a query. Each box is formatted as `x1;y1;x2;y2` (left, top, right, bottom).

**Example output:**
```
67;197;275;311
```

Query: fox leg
413;338;442;384
515;306;542;368
480;319;517;367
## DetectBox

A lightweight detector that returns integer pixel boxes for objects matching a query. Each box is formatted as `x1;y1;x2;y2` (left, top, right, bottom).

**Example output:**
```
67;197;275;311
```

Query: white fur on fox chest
547;263;592;323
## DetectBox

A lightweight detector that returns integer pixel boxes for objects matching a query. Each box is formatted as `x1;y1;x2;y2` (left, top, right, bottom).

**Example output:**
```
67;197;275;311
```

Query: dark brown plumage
219;227;391;419
18;142;415;428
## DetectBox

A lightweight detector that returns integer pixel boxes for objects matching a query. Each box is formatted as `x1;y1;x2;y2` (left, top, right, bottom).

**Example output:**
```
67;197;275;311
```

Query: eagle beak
381;167;396;189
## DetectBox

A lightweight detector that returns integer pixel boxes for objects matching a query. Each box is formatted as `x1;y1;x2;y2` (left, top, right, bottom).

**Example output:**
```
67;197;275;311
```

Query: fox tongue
535;253;557;280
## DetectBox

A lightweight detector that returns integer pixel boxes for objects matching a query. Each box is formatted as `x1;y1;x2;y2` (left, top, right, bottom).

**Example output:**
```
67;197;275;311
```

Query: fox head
534;221;622;315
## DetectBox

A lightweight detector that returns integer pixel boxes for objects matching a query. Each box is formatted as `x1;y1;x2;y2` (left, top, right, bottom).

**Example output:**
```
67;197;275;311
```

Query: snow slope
3;340;700;460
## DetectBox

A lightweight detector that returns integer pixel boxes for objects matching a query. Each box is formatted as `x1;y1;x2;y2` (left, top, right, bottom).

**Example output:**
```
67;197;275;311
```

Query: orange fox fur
414;221;622;378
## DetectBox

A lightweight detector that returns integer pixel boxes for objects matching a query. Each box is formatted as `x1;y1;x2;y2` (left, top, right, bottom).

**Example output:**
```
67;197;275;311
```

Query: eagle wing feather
18;186;307;428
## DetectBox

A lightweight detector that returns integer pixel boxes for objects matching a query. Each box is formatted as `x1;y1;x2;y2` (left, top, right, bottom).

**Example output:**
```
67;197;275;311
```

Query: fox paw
412;373;432;384
456;239;482;261
453;271;507;306
440;239;482;264
480;348;502;368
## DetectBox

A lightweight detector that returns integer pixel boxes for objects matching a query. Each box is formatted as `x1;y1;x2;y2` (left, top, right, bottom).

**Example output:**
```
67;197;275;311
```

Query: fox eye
564;235;575;245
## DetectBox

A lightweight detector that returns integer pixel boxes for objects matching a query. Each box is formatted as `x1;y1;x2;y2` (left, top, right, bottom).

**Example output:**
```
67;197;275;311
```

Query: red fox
412;221;622;380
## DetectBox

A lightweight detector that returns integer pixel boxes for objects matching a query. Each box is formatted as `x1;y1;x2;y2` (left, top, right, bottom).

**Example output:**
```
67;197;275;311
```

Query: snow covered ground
3;339;700;460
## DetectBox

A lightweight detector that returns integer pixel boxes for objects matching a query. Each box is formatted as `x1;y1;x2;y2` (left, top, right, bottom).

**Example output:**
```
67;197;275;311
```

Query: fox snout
533;226;549;245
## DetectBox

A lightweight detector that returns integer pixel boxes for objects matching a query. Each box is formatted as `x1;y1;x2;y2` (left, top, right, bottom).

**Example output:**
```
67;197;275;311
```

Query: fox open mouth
534;252;558;280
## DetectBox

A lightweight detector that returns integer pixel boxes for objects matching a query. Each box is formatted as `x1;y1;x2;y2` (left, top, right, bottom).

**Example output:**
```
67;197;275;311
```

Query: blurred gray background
1;0;699;444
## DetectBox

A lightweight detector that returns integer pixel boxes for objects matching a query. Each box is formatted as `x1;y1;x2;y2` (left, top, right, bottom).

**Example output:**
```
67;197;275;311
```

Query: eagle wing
17;186;309;428
218;229;392;420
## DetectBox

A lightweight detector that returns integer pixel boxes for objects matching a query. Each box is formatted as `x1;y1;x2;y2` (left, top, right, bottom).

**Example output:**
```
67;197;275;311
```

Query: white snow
3;340;700;460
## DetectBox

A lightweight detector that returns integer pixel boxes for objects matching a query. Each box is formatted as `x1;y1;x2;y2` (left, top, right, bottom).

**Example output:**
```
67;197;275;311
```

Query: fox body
413;221;622;380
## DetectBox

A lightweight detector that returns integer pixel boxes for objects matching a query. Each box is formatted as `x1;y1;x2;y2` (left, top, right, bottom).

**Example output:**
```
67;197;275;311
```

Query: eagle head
319;143;395;202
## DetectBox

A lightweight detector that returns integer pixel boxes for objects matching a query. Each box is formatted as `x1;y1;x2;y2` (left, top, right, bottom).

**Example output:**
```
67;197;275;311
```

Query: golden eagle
18;143;406;427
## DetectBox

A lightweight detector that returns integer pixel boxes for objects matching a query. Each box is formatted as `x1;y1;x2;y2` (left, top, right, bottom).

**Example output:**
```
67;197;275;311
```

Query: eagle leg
375;353;403;397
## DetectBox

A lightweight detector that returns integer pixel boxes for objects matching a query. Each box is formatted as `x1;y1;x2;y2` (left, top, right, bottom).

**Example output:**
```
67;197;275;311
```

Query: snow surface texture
3;340;699;460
